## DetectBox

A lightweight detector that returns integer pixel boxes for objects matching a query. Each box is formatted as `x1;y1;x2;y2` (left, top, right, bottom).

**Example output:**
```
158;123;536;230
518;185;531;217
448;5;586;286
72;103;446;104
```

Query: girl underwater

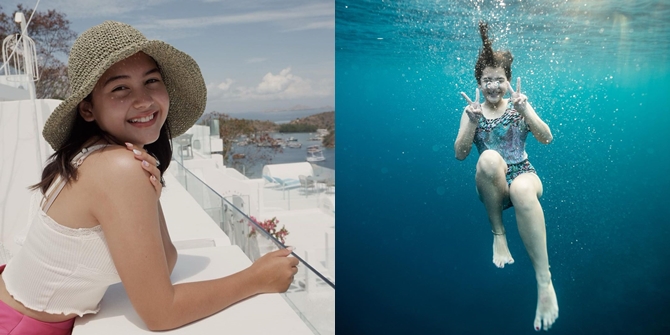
454;22;559;331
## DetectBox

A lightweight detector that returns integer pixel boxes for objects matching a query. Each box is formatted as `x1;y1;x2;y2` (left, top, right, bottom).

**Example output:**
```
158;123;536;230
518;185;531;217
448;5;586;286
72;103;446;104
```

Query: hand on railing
249;248;298;294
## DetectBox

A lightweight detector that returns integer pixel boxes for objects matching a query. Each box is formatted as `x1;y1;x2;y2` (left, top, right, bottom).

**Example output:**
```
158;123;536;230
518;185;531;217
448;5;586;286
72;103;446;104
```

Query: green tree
0;4;76;99
322;129;335;148
277;123;317;133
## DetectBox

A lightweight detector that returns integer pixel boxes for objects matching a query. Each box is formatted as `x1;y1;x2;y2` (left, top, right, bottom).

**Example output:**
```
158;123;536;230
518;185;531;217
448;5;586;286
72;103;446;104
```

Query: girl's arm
158;202;177;274
521;102;553;144
89;148;297;331
508;78;553;144
124;144;176;273
454;109;478;160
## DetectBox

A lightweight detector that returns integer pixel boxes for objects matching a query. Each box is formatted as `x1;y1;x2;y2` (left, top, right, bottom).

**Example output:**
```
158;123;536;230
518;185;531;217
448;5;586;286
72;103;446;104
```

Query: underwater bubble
381;167;389;174
432;144;441;152
436;186;446;195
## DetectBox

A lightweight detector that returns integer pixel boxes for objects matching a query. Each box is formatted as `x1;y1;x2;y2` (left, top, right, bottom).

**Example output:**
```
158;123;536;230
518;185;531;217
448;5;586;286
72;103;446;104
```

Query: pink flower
247;217;289;244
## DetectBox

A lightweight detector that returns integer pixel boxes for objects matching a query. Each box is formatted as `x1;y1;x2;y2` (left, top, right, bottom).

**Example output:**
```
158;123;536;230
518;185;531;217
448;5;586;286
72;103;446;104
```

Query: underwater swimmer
454;21;559;331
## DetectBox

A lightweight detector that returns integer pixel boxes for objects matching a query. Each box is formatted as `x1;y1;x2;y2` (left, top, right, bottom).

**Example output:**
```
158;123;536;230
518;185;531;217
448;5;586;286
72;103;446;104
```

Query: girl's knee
509;177;540;208
476;150;506;177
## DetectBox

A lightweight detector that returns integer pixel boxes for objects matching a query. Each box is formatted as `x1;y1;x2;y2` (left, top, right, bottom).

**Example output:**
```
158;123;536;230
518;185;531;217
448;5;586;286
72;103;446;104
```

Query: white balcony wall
0;99;59;261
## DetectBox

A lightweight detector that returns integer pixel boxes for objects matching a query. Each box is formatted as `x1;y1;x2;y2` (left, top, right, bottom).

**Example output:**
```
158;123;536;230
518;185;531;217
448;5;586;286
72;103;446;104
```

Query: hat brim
43;40;206;150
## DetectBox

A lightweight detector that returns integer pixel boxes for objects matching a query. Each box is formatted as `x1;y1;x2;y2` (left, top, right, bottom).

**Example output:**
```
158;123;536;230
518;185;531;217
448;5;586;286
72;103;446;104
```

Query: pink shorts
0;265;75;335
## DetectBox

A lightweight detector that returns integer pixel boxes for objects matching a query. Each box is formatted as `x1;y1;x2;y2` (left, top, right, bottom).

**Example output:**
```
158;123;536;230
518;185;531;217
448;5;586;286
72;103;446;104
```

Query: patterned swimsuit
473;103;537;186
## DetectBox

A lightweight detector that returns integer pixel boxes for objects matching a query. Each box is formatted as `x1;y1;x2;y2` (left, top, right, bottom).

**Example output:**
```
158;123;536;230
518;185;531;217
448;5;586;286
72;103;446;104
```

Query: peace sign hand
508;77;528;114
460;88;483;123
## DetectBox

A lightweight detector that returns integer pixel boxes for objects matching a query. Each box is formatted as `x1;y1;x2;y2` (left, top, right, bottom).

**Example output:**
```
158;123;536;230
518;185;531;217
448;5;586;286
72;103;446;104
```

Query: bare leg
475;150;514;268
510;173;559;331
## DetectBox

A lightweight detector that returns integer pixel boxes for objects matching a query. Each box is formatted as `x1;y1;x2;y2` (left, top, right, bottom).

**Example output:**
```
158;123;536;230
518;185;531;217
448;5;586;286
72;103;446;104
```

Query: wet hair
474;21;514;83
32;95;172;194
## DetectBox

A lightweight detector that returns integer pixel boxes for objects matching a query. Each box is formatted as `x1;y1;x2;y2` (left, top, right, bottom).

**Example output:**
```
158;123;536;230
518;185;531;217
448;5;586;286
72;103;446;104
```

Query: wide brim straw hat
43;20;207;150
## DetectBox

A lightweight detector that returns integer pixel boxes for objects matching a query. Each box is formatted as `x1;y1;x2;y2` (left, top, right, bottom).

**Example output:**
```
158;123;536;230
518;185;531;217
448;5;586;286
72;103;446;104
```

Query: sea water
230;131;334;178
336;0;669;334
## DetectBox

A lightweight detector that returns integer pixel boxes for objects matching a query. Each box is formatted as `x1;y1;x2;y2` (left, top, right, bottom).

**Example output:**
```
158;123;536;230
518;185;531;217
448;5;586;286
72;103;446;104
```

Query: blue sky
5;0;334;114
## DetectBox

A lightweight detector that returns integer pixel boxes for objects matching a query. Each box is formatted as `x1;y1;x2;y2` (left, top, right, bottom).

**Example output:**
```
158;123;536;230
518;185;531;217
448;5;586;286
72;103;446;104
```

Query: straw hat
43;21;207;150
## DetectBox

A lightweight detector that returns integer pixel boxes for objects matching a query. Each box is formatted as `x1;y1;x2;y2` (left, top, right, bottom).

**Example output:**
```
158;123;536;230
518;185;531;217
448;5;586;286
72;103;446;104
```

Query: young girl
0;21;297;334
454;22;559;331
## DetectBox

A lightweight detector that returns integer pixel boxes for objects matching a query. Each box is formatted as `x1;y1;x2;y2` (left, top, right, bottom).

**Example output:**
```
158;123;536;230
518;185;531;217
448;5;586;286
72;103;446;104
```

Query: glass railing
168;158;335;335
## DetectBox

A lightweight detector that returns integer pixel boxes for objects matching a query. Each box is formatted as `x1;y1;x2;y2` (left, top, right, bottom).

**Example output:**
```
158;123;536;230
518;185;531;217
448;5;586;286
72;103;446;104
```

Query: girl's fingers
516;77;521;93
149;175;161;194
475;88;480;103
126;143;162;194
507;81;515;95
126;142;159;167
460;92;473;104
142;161;162;194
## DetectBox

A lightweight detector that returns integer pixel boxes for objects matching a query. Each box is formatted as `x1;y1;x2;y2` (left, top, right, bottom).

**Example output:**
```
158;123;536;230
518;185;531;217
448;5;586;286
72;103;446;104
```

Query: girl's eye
112;86;127;92
147;78;161;84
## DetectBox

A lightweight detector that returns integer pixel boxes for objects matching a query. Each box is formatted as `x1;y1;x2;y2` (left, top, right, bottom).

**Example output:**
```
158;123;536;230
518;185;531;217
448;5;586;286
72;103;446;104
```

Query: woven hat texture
43;21;207;150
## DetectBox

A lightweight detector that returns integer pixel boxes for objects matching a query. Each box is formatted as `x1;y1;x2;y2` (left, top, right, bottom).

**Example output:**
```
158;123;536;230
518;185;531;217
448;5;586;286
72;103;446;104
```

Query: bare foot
534;280;559;331
492;234;514;268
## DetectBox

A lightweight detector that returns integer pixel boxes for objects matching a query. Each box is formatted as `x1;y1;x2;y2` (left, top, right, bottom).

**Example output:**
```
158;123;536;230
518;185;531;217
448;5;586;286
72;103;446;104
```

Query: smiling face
479;66;509;105
78;52;169;147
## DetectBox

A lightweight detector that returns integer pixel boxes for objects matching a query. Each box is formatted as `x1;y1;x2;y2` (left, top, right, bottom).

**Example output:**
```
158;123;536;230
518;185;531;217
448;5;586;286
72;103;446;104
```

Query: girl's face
79;52;169;147
479;66;509;105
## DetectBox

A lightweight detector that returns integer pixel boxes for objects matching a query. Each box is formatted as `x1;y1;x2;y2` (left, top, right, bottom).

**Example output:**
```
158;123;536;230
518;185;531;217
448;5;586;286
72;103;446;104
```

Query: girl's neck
485;98;507;111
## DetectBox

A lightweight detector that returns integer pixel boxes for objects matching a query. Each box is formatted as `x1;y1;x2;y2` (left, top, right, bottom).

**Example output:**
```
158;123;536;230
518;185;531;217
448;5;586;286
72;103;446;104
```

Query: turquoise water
336;0;669;334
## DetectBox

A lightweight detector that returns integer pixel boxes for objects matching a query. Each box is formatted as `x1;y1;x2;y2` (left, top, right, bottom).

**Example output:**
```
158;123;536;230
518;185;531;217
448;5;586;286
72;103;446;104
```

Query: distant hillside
288;111;334;130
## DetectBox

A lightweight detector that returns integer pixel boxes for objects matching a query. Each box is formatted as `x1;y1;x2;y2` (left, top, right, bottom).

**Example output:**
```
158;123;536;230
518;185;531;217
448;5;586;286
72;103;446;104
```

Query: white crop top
3;144;121;316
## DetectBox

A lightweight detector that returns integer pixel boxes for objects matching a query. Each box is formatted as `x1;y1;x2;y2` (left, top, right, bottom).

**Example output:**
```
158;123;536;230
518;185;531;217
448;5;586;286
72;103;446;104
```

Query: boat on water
306;145;325;162
287;141;302;149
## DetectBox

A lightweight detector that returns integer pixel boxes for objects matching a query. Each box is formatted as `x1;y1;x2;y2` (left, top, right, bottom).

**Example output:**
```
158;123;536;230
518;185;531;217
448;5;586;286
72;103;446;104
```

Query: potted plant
247;216;289;258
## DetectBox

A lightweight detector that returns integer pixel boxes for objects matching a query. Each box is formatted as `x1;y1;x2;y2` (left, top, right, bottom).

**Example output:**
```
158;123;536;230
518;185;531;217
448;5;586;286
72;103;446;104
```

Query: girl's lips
128;111;158;128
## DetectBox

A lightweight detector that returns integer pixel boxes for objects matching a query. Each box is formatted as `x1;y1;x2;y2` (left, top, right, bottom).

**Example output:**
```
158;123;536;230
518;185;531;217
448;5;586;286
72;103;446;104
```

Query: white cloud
208;67;332;102
217;78;234;91
134;3;333;31
257;68;294;94
44;0;172;18
282;19;334;32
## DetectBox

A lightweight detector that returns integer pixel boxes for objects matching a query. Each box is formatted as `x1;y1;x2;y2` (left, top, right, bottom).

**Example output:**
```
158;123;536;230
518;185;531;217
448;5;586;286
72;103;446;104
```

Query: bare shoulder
77;145;156;209
79;146;149;186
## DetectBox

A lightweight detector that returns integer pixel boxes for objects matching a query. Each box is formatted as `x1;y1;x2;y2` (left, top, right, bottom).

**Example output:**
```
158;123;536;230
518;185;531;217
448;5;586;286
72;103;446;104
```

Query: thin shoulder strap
42;144;110;212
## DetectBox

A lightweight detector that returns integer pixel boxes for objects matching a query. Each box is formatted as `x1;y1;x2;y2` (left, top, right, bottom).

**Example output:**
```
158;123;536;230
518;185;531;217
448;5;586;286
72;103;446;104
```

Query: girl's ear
78;100;95;122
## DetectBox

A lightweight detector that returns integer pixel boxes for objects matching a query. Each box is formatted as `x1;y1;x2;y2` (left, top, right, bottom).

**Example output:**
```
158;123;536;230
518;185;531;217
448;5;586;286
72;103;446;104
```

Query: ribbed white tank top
3;144;121;316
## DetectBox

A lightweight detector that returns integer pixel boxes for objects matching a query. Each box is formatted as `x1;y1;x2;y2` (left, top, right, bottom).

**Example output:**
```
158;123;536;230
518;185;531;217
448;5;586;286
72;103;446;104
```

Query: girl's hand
250;248;299;294
460;88;483;123
125;143;162;196
508;77;528;114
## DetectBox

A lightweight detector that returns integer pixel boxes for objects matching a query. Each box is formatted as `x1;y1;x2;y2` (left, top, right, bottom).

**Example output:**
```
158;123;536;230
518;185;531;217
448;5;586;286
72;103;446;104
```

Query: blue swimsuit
473;103;537;185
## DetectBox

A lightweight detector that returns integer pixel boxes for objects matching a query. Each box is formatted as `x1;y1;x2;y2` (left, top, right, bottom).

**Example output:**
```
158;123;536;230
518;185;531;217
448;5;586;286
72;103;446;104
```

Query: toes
534;317;541;331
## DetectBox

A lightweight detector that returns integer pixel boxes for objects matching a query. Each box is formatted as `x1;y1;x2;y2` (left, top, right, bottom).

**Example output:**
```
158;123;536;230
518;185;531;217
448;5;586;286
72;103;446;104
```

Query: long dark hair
474;21;514;83
32;102;172;194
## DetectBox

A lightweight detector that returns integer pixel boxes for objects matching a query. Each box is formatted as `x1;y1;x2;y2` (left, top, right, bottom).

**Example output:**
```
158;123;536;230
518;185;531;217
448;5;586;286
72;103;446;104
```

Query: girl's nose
133;88;154;109
485;81;500;90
